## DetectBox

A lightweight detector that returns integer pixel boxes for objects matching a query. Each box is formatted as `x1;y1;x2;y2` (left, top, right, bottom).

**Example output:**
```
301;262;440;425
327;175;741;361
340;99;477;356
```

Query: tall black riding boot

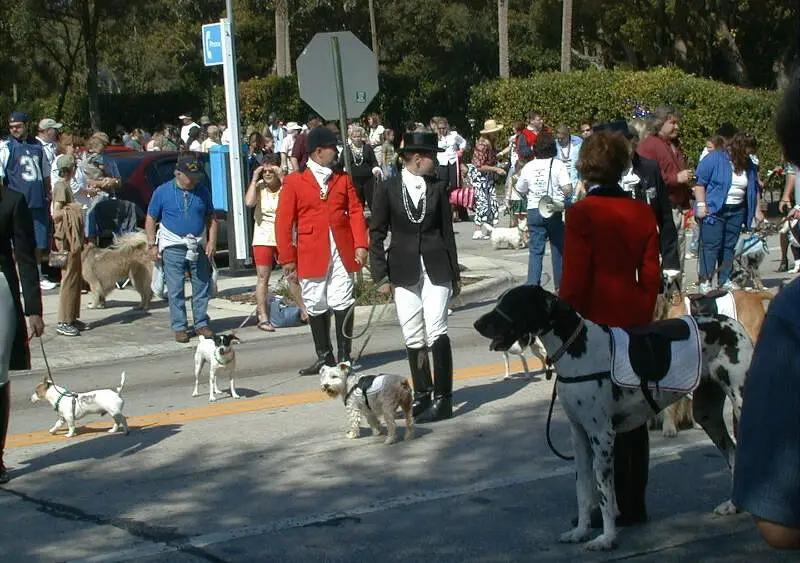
334;306;354;364
417;335;453;423
0;382;11;483
299;311;335;375
407;347;433;418
614;424;649;526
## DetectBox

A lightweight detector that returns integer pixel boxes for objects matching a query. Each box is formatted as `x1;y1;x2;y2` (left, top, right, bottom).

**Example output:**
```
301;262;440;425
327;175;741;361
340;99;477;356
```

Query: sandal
258;321;275;332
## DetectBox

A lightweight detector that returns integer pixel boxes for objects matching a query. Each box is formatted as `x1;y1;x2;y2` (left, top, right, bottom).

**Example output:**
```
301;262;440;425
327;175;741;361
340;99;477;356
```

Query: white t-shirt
180;122;199;143
437;131;467;166
252;185;281;246
515;158;571;209
189;140;202;152
727;166;747;205
200;138;219;153
279;134;295;156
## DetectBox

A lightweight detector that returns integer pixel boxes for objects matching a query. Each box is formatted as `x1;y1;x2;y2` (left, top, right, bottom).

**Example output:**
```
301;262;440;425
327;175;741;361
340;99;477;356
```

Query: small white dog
502;334;548;380
31;372;128;437
320;362;414;444
487;218;528;250
194;334;241;402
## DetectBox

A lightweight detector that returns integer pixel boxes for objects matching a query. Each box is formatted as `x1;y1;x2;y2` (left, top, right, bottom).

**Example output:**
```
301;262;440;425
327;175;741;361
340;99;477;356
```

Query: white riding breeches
393;261;452;349
300;236;355;316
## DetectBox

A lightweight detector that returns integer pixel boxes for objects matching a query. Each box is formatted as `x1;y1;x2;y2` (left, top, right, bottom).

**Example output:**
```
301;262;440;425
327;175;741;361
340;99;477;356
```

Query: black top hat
398;132;443;154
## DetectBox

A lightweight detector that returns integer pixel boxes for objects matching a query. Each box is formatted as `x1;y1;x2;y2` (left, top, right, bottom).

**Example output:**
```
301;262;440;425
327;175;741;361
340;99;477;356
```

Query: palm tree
368;0;379;59
498;0;509;78
275;0;289;76
561;0;573;72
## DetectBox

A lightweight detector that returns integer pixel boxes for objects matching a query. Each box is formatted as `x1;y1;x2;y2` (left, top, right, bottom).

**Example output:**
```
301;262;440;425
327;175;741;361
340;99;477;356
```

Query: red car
104;151;228;247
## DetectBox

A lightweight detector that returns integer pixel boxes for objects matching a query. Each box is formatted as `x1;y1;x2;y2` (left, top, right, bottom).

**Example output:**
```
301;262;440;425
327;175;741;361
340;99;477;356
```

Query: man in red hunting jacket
276;126;368;375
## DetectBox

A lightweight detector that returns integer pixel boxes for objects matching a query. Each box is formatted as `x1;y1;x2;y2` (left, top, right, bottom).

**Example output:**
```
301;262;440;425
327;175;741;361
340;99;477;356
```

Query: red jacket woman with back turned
559;130;661;528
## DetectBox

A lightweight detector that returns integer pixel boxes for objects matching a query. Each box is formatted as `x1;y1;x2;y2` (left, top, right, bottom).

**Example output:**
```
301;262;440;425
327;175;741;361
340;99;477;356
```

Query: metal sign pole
221;16;249;267
330;37;352;177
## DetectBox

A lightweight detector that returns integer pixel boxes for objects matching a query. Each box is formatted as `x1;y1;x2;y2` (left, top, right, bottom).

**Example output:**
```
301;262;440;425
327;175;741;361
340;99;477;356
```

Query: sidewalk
24;251;527;372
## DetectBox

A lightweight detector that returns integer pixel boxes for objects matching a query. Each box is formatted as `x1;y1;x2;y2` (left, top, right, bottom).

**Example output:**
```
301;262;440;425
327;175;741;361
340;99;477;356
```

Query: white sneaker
472;231;484;240
698;281;712;294
40;279;57;290
790;260;800;274
721;280;740;292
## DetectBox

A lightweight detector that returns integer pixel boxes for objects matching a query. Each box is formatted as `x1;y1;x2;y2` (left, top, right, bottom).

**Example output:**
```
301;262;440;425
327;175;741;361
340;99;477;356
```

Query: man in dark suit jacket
0;186;45;483
369;131;460;423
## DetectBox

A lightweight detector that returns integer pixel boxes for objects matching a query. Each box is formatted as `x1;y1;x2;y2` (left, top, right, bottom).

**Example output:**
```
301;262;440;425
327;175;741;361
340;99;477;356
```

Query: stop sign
296;31;379;120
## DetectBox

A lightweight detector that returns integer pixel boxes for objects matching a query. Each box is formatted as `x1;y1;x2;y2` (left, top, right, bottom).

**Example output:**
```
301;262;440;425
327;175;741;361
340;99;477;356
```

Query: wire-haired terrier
320;362;414;444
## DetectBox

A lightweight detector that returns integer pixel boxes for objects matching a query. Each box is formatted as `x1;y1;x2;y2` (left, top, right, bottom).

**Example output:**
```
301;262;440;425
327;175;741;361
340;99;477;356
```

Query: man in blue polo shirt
145;155;217;343
0;111;55;290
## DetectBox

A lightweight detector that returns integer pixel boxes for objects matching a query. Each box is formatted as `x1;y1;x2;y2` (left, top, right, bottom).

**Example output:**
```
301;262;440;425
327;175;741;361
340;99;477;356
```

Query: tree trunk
560;0;573;72
82;0;101;131
715;18;750;86
368;0;379;60
275;0;288;76
284;13;291;75
498;0;509;78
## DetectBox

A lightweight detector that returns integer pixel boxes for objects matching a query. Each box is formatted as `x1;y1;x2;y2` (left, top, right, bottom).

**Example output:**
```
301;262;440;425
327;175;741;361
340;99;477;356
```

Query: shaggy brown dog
82;231;153;310
655;289;773;437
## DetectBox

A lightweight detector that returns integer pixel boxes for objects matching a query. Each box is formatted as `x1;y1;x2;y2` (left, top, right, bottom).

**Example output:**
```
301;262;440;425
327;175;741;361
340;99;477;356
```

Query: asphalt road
0;298;792;563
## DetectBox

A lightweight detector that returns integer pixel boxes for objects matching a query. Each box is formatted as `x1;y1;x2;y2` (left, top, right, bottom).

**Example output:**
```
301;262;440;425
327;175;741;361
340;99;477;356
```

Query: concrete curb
23;272;523;373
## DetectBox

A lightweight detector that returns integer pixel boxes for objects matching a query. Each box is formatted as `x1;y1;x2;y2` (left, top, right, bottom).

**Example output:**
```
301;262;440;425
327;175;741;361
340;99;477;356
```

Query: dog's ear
338;361;351;371
230;335;242;345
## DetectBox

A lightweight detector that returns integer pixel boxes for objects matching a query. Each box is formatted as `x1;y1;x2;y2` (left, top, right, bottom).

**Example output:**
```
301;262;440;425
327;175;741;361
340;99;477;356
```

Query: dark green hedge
468;68;782;170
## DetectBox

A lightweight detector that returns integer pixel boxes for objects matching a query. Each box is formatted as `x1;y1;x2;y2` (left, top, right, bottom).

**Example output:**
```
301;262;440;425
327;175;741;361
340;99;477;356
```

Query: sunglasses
8;123;24;129
580;128;591;133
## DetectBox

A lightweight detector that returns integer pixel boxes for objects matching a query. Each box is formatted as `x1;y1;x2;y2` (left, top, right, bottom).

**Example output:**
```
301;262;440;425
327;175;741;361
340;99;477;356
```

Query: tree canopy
0;0;795;130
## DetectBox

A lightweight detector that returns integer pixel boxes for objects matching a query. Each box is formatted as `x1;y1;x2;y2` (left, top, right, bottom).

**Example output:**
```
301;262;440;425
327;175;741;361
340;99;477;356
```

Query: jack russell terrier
194;334;241;402
31;372;128;438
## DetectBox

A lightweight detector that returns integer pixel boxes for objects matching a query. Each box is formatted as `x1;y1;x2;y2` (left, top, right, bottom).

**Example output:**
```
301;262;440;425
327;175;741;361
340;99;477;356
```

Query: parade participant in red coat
275;127;369;375
561;131;661;528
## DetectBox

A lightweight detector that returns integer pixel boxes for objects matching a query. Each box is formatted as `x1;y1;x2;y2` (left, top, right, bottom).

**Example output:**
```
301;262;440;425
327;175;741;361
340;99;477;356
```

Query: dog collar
544;319;585;380
214;352;233;366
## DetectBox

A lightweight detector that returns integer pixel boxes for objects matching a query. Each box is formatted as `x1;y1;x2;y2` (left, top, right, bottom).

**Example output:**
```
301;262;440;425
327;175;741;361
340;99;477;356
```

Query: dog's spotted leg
346;404;361;439
586;430;618;551
49;418;65;435
559;424;594;544
503;352;512;380
693;382;739;516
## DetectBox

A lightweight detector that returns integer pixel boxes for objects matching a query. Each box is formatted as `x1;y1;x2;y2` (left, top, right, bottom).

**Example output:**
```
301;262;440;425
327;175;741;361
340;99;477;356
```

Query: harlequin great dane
474;285;754;551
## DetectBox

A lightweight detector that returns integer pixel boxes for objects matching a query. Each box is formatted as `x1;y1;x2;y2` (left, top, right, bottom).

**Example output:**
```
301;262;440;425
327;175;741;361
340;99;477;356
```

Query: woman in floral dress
470;119;507;239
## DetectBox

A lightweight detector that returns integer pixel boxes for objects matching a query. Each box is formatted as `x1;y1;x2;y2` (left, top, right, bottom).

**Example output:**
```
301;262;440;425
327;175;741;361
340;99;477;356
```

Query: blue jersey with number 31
3;137;46;208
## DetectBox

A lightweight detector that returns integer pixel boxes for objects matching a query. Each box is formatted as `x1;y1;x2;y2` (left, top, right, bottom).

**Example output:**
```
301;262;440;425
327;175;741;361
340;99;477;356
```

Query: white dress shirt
401;168;426;206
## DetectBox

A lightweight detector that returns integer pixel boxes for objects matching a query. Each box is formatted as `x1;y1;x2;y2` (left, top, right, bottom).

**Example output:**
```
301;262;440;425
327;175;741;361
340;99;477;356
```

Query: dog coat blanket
684;290;736;320
610;316;701;394
349;375;390;410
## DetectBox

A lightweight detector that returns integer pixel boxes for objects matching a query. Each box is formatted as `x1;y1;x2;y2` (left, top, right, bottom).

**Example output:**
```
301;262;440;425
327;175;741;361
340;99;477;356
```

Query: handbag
269;298;304;328
449;186;475;209
48;250;69;268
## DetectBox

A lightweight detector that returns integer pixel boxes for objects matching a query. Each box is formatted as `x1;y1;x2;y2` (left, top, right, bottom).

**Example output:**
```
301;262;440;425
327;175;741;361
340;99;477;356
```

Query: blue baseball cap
8;110;28;124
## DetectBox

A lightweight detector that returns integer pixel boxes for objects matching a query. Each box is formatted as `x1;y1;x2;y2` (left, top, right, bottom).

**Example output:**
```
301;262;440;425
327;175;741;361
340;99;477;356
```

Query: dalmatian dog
474;285;753;551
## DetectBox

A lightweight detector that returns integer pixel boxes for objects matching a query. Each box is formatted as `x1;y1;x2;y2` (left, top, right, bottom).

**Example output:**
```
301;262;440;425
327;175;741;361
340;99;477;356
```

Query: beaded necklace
401;181;426;224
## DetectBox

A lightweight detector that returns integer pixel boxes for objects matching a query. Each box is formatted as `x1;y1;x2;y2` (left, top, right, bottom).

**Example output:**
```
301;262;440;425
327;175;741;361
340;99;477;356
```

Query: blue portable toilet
209;144;231;212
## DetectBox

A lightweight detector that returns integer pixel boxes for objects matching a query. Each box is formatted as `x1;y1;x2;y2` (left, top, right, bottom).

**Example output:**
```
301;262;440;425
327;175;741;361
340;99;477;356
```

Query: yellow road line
9;358;543;449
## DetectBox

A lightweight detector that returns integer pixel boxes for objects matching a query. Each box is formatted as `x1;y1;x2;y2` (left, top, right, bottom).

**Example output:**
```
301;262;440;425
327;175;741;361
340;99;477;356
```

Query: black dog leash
545;380;574;461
